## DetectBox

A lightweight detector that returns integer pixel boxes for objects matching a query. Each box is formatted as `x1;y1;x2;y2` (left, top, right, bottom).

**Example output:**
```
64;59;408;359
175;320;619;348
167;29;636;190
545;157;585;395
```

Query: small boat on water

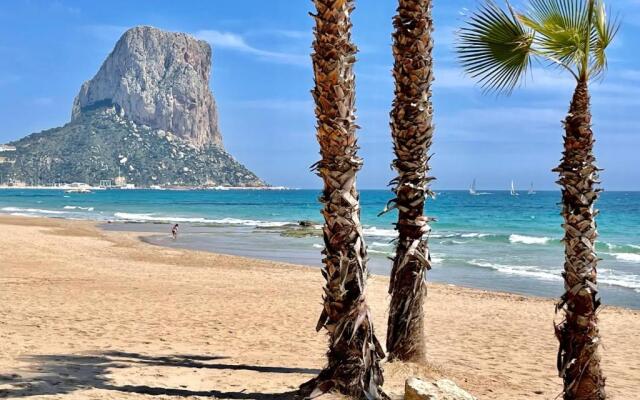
65;183;93;194
510;180;519;196
469;179;478;195
65;188;92;194
528;182;536;195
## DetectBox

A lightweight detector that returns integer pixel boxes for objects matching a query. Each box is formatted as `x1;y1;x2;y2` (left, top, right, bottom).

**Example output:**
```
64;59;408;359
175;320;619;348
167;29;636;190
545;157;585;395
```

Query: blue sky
0;0;638;190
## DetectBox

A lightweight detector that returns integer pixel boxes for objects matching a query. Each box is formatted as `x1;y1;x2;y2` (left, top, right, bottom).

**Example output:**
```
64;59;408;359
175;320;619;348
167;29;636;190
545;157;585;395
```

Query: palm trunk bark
554;80;606;400
385;0;435;363
300;1;387;398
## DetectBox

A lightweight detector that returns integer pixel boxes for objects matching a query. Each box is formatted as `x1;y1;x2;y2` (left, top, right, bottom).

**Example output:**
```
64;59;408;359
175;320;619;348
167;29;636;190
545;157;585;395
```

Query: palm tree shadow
0;352;315;399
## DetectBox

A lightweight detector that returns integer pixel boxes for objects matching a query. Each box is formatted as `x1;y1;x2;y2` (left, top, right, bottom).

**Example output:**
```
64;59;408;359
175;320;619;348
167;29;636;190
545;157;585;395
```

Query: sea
1;188;639;309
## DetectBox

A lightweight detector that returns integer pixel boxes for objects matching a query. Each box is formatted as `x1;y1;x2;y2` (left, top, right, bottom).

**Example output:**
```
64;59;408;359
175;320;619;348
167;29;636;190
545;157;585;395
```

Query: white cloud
248;29;310;40
227;99;313;112
439;106;564;143
618;69;640;82
195;30;308;67
82;24;129;43
360;63;575;92
50;1;80;15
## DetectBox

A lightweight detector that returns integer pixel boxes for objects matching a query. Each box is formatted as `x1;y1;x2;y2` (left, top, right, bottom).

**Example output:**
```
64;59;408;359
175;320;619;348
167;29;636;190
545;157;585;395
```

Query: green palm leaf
518;0;588;70
590;0;620;78
457;0;534;94
457;0;618;91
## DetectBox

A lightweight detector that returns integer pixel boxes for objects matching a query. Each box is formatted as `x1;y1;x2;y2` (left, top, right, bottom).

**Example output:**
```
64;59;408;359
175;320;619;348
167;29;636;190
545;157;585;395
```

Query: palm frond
456;0;534;94
518;0;590;74
589;0;620;79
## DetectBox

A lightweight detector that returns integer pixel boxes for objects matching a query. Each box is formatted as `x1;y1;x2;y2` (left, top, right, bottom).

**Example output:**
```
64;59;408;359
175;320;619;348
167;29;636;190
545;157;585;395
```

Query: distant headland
0;26;265;188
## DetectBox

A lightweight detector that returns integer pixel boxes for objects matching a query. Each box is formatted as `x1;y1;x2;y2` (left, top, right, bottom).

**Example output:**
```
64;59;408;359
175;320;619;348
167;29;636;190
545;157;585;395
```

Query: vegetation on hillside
0;106;264;187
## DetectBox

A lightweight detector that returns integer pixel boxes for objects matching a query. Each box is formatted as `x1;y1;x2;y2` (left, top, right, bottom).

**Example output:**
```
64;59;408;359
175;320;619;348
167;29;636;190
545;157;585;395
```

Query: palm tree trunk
554;80;606;400
385;0;435;363
300;1;387;398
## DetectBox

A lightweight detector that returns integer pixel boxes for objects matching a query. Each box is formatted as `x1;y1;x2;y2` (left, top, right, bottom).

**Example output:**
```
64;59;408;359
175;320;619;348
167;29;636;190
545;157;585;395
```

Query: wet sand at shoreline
1;215;638;399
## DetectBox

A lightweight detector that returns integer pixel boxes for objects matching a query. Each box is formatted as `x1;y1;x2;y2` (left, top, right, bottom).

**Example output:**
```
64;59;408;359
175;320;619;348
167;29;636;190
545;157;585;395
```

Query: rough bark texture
299;1;387;399
385;0;435;363
553;81;606;400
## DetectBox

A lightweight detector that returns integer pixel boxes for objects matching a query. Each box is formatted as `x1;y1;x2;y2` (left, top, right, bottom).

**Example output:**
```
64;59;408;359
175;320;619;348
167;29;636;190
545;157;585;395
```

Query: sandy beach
0;215;638;399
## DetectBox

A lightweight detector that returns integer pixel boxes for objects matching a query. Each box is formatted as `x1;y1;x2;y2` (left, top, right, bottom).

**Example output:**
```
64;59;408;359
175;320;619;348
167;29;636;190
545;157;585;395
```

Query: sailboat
469;178;478;195
510;180;519;196
528;182;536;195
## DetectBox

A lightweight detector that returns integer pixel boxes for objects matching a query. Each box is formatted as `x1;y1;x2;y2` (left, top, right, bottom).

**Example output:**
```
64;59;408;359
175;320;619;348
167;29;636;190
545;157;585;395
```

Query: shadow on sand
0;351;319;399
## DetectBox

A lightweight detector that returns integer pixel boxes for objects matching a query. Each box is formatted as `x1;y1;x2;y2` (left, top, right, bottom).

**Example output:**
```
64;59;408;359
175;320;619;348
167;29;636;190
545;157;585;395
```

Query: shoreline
1;214;639;399
0;185;290;191
103;220;640;310
130;224;560;308
2;186;639;309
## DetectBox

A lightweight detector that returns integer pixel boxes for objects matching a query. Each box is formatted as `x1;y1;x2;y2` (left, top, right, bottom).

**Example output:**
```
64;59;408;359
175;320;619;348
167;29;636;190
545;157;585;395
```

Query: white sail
469;178;477;195
528;182;536;195
510;180;519;196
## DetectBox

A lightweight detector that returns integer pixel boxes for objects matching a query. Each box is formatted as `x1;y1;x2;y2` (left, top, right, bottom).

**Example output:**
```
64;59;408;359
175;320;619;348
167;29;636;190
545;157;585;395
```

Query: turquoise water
1;188;639;308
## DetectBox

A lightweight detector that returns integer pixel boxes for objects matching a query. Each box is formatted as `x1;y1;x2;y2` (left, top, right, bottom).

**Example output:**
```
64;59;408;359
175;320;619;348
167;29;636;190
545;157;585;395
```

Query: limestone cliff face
72;26;222;148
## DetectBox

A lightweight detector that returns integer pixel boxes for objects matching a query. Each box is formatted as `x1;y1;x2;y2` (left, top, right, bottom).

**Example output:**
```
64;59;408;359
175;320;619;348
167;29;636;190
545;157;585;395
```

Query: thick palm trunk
300;1;387;398
385;0;435;363
554;80;606;400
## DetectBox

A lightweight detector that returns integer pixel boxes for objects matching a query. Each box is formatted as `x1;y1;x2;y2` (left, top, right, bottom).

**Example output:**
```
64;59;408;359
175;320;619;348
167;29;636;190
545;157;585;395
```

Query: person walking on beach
171;224;179;240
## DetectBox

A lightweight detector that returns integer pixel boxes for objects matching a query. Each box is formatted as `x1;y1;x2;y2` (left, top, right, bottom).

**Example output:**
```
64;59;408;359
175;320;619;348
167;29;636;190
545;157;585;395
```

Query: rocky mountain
1;106;263;187
73;26;222;148
0;26;265;187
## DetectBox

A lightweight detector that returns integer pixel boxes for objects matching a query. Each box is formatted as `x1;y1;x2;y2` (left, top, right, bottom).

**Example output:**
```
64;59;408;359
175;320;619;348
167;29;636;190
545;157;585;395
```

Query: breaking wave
1;207;68;215
113;212;290;227
509;234;552;245
63;205;95;211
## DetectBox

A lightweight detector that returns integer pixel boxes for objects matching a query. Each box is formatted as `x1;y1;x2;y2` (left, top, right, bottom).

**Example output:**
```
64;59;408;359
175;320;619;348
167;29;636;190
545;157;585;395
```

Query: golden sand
0;216;638;399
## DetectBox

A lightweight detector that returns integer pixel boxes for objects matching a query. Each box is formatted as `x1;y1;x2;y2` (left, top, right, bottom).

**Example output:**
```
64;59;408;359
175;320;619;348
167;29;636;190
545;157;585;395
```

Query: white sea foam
509;234;551;245
1;207;67;215
362;227;397;238
368;249;391;255
468;259;640;292
312;244;323;249
599;268;640;291
467;260;562;282
460;232;491;238
209;217;290;227
370;241;392;248
9;212;37;218
609;252;640;263
64;206;94;211
112;212;290;227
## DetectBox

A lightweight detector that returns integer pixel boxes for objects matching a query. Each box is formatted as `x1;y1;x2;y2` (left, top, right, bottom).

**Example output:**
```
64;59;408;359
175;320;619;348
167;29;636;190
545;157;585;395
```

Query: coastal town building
114;176;127;187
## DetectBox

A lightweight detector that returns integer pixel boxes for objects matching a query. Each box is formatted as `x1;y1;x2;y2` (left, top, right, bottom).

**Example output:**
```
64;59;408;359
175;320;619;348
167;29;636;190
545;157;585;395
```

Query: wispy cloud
227;99;313;112
439;106;565;143
247;29;310;40
82;24;129;43
195;30;308;67
50;1;80;15
359;64;575;92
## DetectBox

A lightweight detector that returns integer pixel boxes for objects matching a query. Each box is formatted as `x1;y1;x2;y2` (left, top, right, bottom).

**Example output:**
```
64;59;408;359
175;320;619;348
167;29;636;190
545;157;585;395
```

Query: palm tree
300;0;387;398
456;1;618;398
384;0;435;363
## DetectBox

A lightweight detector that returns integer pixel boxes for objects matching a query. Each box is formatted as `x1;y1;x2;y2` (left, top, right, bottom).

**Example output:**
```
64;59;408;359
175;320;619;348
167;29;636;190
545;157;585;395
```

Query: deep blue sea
2;188;639;308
